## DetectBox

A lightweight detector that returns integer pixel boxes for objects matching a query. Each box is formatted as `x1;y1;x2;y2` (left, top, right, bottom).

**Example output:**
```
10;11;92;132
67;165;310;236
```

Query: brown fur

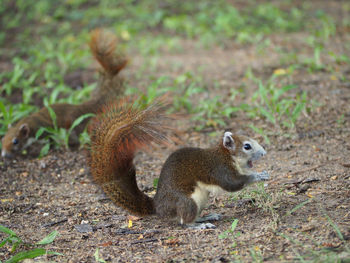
89;98;172;216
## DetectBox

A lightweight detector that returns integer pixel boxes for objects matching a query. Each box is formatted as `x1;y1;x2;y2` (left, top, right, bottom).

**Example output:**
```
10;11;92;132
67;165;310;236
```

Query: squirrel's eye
243;143;252;150
12;138;19;145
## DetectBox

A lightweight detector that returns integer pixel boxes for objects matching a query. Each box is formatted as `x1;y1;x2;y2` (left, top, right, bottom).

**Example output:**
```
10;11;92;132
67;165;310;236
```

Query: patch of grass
0;225;61;263
280;232;350;262
250;77;308;130
230;183;281;231
1;1;338;53
35;102;94;157
219;219;240;241
278;207;350;262
302;46;328;72
239;72;310;142
0;1;334;150
249;246;264;263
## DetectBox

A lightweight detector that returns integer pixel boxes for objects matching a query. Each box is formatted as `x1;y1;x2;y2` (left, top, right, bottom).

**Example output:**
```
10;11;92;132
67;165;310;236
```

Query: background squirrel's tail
89;29;128;100
89;98;171;216
89;29;128;76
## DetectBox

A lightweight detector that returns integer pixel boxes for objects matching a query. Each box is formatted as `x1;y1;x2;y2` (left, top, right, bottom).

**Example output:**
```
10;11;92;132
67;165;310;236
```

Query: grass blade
0;225;17;237
68;113;95;134
36;230;59;245
287;199;312;216
5;248;47;263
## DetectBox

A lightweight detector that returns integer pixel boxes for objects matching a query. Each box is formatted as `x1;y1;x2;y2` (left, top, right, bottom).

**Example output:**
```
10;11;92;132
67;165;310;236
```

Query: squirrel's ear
223;131;235;151
19;124;30;138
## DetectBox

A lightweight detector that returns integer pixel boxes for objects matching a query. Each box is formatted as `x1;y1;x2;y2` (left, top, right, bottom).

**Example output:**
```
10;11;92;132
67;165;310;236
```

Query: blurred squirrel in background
89;98;269;229
1;29;127;158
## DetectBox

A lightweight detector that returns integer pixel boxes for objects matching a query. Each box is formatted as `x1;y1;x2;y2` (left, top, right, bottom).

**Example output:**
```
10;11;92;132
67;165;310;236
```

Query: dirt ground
1;4;350;263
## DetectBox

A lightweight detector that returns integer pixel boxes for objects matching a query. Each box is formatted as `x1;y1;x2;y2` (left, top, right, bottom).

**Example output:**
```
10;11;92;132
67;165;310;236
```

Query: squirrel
1;29;127;158
89;99;270;228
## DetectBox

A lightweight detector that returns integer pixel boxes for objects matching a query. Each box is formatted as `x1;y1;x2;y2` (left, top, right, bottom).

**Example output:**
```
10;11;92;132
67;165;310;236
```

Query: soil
1;3;350;263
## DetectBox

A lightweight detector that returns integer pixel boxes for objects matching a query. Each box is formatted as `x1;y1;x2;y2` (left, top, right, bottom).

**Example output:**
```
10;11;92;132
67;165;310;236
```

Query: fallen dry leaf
163;238;180;246
99;241;113;247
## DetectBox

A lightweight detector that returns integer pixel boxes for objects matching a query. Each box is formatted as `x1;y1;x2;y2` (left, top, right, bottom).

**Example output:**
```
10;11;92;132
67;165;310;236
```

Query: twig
288;164;326;176
130;237;165;245
288;157;342;176
42;218;68;228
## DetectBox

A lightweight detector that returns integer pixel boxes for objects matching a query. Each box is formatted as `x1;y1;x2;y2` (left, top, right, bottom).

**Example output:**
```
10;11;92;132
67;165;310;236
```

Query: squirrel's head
222;131;266;172
1;123;30;158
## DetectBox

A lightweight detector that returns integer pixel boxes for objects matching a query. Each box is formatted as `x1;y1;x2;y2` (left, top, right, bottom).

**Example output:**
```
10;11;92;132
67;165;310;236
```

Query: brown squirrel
1;29;127;158
89;99;270;229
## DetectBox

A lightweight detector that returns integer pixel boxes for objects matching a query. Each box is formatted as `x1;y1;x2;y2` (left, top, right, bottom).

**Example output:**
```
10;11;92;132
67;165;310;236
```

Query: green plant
35;102;94;157
0;225;61;263
280;232;350;262
302;46;327;72
278;208;350;262
313;10;336;41
94;248;107;263
286;198;313;216
0;101;37;137
249;246;264;262
231;183;281;231
241;72;309;135
219;219;241;248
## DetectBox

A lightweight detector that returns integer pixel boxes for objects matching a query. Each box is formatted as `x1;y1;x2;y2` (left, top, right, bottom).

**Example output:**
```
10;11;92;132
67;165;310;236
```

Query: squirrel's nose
259;149;267;157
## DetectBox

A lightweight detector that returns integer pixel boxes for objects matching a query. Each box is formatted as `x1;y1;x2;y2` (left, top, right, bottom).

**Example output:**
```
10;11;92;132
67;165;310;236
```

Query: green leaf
324;213;344;241
153;178;159;188
39;143;50;158
5;248;47;263
44;103;58;131
0;225;17;237
249;124;270;144
94;248;106;263
259;107;275;124
0;101;7;118
35;127;48;140
0;237;10;248
218;230;229;239
36;230;59;245
291;103;304;123
68;113;95;135
273;84;297;101
230;219;239;232
287;199;312;216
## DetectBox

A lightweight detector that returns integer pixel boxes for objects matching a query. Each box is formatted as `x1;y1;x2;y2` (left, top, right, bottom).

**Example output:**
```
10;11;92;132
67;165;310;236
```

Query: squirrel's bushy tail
89;29;128;75
89;29;127;100
89;98;171;216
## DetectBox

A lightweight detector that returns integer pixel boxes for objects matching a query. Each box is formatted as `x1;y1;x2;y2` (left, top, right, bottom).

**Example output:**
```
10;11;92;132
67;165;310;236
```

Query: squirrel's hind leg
176;196;198;225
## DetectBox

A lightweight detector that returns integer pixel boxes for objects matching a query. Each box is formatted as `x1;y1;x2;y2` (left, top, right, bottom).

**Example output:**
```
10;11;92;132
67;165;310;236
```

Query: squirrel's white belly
190;182;225;213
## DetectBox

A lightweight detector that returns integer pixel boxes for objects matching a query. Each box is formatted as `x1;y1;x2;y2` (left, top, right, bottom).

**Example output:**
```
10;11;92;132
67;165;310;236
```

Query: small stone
39;161;46;169
75;223;93;233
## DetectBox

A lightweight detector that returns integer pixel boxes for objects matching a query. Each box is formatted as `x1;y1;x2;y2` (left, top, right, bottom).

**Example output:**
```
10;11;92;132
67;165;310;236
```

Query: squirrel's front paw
258;171;270;181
